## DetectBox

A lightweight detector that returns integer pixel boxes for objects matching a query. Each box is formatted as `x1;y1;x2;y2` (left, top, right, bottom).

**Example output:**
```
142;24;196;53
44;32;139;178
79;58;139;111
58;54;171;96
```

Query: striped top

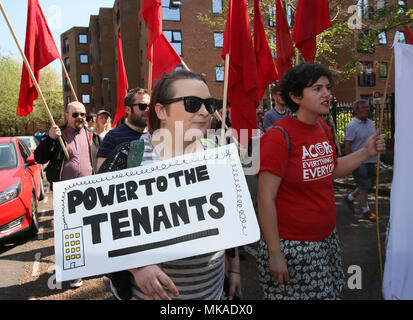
132;133;225;300
101;133;225;300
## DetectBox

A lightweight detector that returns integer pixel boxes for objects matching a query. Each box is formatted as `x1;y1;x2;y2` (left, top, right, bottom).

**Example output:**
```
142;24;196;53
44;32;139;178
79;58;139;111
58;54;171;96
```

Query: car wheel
39;177;45;201
28;193;39;236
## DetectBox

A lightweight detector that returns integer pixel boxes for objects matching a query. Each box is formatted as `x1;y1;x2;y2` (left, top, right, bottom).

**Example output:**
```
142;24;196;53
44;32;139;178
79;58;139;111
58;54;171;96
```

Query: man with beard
34;101;101;288
96;88;150;171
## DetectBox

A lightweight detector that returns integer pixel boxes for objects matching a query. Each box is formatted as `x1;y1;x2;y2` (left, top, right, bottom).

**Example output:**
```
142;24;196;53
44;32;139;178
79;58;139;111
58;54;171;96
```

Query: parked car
17;135;45;198
0;137;43;240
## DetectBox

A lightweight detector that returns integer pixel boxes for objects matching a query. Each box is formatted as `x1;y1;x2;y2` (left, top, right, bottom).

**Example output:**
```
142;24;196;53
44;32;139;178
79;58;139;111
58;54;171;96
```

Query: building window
162;0;180;21
269;6;275;27
398;1;406;14
379;62;388;78
79;34;88;44
164;30;182;56
64;58;70;72
378;32;387;45
82;94;91;104
377;0;384;9
397;31;406;44
215;66;224;82
62;38;69;54
212;0;222;14
358;29;375;53
358;61;376;87
270;35;276;59
358;0;373;20
80;54;89;64
81;74;90;84
214;32;223;48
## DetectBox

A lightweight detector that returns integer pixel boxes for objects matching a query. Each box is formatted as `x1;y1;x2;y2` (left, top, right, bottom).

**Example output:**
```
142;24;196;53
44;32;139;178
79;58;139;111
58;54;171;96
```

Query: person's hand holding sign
129;265;180;300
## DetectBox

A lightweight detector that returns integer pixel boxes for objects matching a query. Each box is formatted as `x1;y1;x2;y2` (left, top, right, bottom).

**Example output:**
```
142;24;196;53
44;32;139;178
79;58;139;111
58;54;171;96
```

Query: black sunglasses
161;96;217;114
72;112;86;118
129;103;149;111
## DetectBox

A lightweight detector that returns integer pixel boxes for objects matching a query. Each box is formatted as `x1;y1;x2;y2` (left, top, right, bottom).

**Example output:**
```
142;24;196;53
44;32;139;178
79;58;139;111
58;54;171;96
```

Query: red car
0;137;43;240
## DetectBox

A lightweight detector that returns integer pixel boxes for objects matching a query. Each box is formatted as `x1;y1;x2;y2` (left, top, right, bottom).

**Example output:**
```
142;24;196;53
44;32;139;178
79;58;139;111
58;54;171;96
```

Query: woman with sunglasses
99;70;242;300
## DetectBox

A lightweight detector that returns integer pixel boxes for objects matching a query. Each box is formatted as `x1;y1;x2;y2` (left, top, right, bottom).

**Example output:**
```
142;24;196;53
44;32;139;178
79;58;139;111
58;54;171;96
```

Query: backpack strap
127;139;145;168
271;125;291;153
317;120;328;138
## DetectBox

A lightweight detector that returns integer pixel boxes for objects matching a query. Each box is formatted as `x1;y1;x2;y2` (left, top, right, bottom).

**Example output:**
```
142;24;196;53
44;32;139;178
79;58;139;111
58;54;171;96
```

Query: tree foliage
0;51;63;136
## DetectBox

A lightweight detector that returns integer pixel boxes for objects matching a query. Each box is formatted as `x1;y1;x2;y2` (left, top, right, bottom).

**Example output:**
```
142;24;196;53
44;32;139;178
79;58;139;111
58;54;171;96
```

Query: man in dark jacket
34;101;100;287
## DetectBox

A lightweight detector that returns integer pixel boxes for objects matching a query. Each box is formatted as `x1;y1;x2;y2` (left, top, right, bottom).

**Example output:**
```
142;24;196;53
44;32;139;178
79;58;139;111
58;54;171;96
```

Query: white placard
53;144;260;282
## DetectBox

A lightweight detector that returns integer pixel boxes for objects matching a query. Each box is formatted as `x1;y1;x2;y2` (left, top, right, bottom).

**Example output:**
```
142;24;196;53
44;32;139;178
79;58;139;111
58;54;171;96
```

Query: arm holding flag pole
0;1;69;160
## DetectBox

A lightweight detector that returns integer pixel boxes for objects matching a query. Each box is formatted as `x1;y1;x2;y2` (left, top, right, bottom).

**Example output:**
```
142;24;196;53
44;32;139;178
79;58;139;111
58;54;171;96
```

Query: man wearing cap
344;99;377;222
34;101;101;288
96;88;150;172
94;109;112;140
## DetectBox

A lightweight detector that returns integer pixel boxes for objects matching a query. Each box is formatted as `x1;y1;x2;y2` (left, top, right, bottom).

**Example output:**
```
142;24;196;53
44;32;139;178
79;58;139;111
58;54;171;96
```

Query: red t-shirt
259;115;338;241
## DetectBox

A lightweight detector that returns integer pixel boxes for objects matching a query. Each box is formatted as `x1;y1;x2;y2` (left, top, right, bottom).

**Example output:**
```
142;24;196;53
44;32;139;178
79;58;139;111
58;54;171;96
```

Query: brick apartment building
60;0;412;116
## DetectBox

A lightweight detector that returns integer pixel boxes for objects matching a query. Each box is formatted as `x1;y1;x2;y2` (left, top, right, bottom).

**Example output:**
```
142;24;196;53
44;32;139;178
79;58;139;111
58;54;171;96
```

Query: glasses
72;112;86;118
129;103;149;111
161;96;217;114
257;113;264;116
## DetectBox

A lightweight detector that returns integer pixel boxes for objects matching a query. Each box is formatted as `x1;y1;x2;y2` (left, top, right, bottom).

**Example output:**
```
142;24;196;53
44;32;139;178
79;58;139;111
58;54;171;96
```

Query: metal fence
331;95;394;148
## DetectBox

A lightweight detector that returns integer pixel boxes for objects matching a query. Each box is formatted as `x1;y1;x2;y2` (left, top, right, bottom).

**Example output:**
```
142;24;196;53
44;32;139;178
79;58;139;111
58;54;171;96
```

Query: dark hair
148;70;207;131
281;63;334;113
124;87;149;107
270;82;282;95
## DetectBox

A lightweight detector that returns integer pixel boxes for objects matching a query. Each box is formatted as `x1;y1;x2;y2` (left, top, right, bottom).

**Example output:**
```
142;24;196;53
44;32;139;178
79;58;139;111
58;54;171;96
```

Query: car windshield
0;143;18;170
19;137;37;150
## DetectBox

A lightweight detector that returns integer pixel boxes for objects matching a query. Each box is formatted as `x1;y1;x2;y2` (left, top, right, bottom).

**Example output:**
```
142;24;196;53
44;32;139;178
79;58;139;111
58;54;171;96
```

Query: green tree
0;51;63;136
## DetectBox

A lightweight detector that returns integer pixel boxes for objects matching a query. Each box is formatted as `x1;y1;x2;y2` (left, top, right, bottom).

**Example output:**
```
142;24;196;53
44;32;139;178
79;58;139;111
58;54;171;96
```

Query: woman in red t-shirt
257;63;386;300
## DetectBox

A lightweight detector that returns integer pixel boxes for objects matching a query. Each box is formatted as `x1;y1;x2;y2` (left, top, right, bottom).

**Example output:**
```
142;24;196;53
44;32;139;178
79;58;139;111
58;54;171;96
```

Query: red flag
254;0;278;100
292;0;332;62
112;33;129;128
403;26;413;45
275;0;295;80
140;0;162;61
152;33;182;88
17;0;60;116
222;0;259;143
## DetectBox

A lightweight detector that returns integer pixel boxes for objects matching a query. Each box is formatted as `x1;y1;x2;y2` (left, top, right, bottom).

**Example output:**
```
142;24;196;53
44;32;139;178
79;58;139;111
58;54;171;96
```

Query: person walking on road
344;99;378;222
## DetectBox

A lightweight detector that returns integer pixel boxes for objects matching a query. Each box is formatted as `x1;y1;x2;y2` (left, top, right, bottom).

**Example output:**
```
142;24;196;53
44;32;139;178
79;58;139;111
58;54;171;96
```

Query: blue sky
0;0;115;70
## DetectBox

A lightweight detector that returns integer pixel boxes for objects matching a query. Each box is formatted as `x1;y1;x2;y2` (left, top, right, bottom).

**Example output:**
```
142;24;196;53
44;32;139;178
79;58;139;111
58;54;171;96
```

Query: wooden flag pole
374;50;394;284
59;57;78;101
221;54;230;146
0;0;69;160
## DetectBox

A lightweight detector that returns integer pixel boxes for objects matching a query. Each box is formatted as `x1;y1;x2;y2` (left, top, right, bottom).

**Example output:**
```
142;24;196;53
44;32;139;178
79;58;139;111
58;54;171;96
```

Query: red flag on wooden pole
292;0;332;62
403;25;413;45
254;0;278;100
112;33;129;128
152;33;182;87
141;0;162;62
17;0;60;116
222;0;259;144
275;0;295;80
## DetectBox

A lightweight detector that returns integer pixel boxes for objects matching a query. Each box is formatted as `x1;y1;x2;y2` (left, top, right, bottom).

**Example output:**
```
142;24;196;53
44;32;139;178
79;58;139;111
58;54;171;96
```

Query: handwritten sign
53;144;260;282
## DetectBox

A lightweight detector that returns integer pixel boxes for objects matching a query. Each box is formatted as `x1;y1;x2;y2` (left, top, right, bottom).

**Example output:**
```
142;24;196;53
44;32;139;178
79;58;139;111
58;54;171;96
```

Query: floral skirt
256;230;345;300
